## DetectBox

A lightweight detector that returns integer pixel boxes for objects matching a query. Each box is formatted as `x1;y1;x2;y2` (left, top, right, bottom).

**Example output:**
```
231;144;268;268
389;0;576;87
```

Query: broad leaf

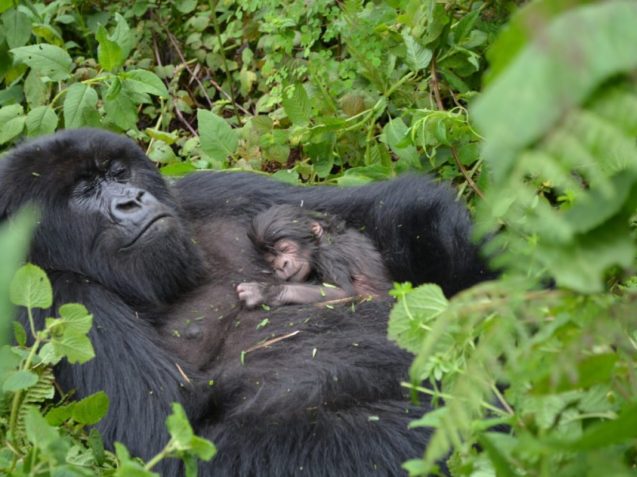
11;43;72;81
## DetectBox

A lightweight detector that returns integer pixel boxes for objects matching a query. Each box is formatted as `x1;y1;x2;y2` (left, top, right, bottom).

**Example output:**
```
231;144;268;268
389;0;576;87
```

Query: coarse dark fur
0;129;493;476
243;204;391;305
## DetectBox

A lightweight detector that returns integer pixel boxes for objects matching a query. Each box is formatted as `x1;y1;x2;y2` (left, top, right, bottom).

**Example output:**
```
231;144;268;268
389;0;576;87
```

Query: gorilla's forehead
0;128;154;205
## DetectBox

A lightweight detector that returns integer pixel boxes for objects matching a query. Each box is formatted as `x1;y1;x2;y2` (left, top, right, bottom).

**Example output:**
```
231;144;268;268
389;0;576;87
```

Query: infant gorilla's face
264;238;313;282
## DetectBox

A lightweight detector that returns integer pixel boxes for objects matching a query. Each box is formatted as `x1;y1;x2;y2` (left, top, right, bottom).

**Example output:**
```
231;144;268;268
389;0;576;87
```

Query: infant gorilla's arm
236;281;349;307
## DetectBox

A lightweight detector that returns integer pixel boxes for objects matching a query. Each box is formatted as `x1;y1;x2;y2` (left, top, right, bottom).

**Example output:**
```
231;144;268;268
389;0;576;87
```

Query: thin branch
430;58;485;200
244;330;301;354
152;35;199;137
206;73;253;116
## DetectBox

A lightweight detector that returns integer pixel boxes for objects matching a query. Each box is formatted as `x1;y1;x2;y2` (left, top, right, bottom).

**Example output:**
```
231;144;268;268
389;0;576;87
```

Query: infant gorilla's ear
310;221;324;238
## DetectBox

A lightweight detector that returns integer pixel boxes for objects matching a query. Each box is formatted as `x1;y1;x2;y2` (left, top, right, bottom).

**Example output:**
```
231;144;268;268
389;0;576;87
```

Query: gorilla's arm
175;172;492;296
21;272;193;475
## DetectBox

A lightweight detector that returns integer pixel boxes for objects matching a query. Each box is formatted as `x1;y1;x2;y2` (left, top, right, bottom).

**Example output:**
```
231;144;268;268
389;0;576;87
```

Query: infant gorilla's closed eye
237;204;392;307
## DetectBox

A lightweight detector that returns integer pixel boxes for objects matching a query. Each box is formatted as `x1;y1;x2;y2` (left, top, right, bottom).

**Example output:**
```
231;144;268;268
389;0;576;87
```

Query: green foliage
390;1;637;476
0;264;215;475
0;0;507;191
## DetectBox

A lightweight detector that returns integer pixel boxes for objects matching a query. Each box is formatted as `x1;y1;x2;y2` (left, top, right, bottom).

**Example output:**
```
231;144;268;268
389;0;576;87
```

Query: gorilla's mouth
122;213;173;249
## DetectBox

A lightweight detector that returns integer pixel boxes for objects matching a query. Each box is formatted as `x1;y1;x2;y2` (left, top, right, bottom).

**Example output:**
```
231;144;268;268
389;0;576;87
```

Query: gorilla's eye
110;163;129;180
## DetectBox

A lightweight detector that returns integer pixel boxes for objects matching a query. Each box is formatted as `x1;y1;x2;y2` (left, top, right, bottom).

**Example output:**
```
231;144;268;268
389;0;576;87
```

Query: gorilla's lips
123;213;173;248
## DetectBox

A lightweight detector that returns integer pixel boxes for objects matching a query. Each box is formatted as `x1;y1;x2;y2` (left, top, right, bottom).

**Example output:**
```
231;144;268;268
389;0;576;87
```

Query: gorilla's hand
236;282;270;308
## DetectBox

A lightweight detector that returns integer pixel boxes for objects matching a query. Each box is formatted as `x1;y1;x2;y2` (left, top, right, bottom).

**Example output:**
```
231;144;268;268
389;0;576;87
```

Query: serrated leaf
52;334;94;364
388;284;448;353
72;391;109;425
96;24;123;72
123;70;168;98
63;83;99;129
402;32;432;72
9;263;52;309
25;106;58;137
11;43;72;81
58;303;93;335
2;9;32;49
3;370;38;392
282;84;311;126
197;109;238;165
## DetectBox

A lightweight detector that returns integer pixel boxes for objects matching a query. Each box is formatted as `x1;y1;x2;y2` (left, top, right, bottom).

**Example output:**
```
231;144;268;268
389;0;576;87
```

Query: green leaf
123;70;168;98
0;103;25;144
3;369;38;392
0;210;36;344
562;401;637;451
166;403;216;460
282;84;311;126
72;391;109;425
96;24;124;72
104;83;138;130
145;128;178;145
473;1;637;182
24;70;47;107
58;303;93;335
11;43;72;81
388;284;448;353
197;109;238;165
148;140;177;164
176;0;197;13
114;442;159;476
382;118;419;167
24;406;68;463
63;83;100;129
402;32;432;72
2;9;32;49
13;321;26;346
542;212;636;293
25;106;58;137
52;334;94;364
478;434;517;477
111;13;135;60
167;402;194;448
9;263;52;310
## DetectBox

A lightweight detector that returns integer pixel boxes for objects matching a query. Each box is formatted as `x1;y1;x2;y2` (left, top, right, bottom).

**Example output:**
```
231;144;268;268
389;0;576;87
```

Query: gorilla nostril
117;201;138;212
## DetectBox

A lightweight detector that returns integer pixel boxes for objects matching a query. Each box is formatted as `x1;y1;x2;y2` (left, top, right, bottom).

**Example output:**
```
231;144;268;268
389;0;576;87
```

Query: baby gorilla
236;204;392;307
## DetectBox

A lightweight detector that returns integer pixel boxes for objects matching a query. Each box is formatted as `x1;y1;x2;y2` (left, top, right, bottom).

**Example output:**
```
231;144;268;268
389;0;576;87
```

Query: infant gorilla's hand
236;282;267;308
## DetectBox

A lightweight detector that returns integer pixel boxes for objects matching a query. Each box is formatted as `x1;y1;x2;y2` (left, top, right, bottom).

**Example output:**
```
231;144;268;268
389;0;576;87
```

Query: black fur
0;129;492;476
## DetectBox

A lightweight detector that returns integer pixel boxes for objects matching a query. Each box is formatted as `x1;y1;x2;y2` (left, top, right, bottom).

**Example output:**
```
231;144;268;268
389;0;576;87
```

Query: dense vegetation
1;0;636;475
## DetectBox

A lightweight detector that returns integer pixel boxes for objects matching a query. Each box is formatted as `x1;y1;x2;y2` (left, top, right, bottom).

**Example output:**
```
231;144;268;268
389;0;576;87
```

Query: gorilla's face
0;129;205;307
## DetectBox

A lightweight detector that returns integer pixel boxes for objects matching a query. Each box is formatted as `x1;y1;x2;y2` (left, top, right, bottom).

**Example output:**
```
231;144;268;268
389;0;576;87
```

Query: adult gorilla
0;129;489;475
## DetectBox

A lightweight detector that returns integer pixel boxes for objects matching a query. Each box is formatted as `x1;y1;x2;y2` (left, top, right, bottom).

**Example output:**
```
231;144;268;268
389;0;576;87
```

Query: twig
244;330;301;354
151;35;199;137
208;0;242;124
175;363;192;384
430;58;485;200
206;71;253;116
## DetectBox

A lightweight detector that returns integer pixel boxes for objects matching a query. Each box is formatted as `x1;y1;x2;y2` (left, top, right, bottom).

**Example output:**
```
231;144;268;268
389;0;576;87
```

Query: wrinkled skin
0;129;492;476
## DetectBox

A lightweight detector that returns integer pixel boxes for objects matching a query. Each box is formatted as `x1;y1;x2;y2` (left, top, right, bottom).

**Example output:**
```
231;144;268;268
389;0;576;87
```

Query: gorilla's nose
110;187;159;223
